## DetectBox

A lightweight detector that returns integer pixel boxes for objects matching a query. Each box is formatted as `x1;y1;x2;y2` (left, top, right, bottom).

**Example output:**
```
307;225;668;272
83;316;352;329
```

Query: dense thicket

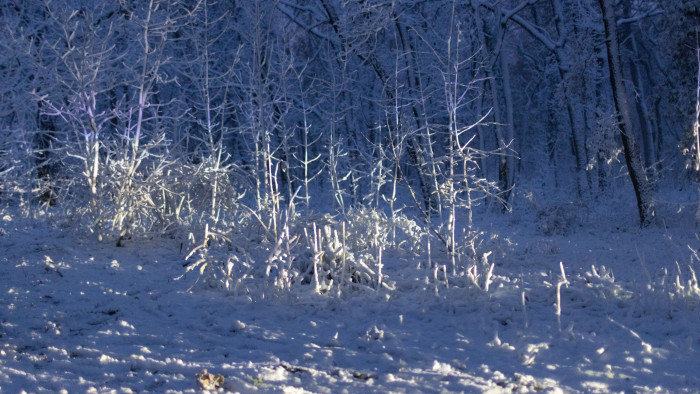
0;0;693;240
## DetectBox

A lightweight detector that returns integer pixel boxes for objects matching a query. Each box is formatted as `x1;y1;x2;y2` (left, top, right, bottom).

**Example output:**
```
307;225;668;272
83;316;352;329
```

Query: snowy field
1;192;699;393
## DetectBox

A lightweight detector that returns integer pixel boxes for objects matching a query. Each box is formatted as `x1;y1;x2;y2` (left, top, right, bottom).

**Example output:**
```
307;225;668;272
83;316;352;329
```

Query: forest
1;1;700;391
1;0;696;238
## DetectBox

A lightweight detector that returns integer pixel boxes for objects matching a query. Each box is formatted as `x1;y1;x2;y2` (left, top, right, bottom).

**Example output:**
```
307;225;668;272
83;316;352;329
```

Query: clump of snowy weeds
625;245;700;315
668;246;700;306
181;203;502;301
576;253;700;327
180;208;387;298
342;206;425;253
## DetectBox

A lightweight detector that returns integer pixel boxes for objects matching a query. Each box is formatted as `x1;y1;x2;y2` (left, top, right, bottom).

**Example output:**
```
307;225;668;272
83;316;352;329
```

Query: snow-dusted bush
665;248;700;307
298;221;382;294
180;193;525;300
343;207;390;251
535;201;589;236
183;206;430;298
180;224;258;297
575;261;699;327
340;207;426;253
0;129;36;207
392;214;427;253
149;153;245;228
45;133;247;247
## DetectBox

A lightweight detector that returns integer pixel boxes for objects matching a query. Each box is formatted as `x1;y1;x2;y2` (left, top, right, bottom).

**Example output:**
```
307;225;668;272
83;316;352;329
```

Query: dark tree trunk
36;101;57;206
598;0;655;226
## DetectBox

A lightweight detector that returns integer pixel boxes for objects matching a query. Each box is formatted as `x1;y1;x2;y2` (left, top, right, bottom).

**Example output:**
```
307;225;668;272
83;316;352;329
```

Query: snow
0;193;699;393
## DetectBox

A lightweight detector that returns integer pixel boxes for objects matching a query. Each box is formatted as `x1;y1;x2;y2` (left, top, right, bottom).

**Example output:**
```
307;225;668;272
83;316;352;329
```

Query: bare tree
598;0;655;225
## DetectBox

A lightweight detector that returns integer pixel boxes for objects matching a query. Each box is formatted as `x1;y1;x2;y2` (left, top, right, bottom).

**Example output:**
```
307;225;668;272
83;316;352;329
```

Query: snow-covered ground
1;192;699;393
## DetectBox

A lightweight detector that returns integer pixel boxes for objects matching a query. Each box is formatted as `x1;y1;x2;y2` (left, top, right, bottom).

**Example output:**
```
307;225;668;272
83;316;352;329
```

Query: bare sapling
35;5;122;238
181;0;242;223
377;246;383;290
339;221;347;297
240;0;295;239
693;39;700;223
556;261;569;331
522;291;529;329
100;0;191;245
292;67;323;217
327;116;349;214
312;222;322;293
265;186;301;292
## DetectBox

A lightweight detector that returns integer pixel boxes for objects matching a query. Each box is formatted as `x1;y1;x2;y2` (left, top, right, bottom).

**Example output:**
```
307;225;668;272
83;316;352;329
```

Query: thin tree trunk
500;51;516;202
629;34;658;180
598;0;654;226
622;0;658;181
395;18;436;213
551;0;590;197
473;1;513;206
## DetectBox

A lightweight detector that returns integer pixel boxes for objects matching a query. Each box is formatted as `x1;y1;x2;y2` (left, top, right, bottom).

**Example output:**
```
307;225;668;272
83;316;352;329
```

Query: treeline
0;0;696;239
